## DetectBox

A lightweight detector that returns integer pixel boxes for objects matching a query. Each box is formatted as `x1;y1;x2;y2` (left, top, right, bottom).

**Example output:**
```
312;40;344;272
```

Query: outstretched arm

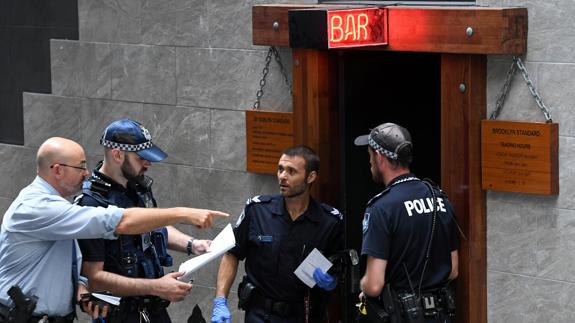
116;207;228;234
82;261;192;302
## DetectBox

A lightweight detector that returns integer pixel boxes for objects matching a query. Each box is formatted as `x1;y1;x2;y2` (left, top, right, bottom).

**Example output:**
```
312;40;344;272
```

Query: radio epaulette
320;204;343;220
87;174;112;196
245;195;272;206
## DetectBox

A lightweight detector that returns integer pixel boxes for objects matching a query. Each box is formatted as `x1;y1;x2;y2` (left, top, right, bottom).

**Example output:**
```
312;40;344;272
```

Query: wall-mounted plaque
481;120;558;195
246;110;294;174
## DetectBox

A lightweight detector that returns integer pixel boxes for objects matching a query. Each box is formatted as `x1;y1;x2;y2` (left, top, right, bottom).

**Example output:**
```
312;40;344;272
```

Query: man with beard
354;123;459;323
76;119;212;323
0;137;227;323
211;145;344;323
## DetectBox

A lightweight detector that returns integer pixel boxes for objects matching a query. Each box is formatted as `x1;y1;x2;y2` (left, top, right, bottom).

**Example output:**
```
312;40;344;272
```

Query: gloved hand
313;268;337;291
211;296;231;323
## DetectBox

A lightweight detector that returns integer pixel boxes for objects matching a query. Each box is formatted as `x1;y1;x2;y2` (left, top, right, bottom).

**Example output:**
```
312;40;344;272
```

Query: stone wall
2;0;575;322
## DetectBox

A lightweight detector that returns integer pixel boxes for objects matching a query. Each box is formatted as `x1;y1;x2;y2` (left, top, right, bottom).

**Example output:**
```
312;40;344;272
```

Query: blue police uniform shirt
230;195;344;303
75;166;164;280
361;173;459;292
0;176;123;316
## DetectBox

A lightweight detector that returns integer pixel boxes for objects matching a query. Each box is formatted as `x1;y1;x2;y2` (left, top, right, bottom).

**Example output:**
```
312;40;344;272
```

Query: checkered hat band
100;139;153;152
368;136;398;160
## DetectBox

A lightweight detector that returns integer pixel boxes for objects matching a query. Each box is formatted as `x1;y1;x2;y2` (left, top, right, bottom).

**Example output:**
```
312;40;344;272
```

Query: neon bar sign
327;8;387;48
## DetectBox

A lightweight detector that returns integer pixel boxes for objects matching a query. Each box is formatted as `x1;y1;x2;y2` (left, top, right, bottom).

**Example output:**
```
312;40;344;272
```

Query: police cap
100;119;168;162
354;122;413;163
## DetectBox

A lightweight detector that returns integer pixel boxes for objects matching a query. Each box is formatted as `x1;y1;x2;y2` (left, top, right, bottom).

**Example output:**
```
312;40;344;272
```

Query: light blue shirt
0;176;124;316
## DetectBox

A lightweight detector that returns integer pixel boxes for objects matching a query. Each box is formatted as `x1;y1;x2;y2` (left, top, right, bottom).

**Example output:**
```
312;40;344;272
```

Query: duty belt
250;291;303;317
0;303;74;323
119;296;169;314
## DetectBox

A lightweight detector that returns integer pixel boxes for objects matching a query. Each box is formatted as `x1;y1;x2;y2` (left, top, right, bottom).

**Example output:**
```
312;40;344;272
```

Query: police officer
211;145;344;323
354;123;459;323
76;119;214;323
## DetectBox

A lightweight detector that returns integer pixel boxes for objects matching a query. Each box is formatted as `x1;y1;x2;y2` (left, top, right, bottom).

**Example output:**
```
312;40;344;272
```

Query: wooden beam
441;54;487;323
291;48;340;207
253;5;527;54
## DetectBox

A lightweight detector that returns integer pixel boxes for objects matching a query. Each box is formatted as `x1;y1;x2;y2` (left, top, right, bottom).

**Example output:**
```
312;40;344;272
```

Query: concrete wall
1;0;575;322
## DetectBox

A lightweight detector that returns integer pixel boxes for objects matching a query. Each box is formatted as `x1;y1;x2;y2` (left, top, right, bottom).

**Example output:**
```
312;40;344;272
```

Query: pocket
249;234;279;275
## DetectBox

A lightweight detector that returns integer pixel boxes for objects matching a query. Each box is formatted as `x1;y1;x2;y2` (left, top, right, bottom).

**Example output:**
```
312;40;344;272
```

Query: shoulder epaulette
321;204;343;220
366;187;391;206
245;195;272;206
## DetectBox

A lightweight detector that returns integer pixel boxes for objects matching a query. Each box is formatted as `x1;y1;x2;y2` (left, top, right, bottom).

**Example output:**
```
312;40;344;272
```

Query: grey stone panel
51;40;112;99
507;0;575;63
486;57;544;122
486;200;538;275
536;207;575;281
80;99;144;155
141;0;209;47
0;197;13;223
211;109;246;171
141;104;211;167
78;0;142;44
177;48;291;111
23;93;83;148
111;44;176;105
247;172;279;197
148;163;252;222
0;144;36;199
538;63;575;136
555;136;575;210
488;271;575;322
207;0;257;50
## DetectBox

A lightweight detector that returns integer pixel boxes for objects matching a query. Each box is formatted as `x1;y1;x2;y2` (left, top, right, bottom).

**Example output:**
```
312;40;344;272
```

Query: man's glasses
50;163;89;171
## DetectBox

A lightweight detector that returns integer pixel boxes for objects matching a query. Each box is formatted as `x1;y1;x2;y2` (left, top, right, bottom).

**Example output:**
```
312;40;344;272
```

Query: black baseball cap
100;119;168;162
354;122;413;163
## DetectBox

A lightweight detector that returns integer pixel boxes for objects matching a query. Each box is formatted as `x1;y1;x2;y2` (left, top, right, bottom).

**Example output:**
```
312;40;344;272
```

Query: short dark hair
281;145;320;175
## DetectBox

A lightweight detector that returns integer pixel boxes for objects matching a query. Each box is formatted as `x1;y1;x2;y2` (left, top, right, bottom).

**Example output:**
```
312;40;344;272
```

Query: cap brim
354;134;370;146
136;146;168;162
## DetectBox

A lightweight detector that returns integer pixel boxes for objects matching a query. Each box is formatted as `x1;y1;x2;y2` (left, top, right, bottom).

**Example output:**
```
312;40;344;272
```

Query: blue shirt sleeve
361;206;391;260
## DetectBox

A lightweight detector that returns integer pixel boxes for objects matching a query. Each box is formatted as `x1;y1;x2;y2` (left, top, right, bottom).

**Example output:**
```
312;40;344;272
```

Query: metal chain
490;56;553;123
252;46;292;110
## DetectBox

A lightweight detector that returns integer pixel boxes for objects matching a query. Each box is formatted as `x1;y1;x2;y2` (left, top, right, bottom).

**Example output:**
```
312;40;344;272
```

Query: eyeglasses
50;163;89;172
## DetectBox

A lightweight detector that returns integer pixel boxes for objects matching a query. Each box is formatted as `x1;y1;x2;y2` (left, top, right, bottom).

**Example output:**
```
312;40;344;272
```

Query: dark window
0;0;79;145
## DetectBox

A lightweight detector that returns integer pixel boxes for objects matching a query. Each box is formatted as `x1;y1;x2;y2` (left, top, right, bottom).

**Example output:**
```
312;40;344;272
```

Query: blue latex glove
313;268;337;291
211;296;231;323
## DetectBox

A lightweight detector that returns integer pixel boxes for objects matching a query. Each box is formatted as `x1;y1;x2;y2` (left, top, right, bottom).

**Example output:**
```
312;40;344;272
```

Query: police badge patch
362;213;370;233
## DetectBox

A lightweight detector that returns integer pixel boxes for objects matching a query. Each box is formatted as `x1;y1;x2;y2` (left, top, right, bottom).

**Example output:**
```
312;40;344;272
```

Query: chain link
490;56;553;123
252;46;292;110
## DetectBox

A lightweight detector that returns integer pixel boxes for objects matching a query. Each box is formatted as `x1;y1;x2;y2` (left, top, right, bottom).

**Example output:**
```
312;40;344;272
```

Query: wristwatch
187;238;195;256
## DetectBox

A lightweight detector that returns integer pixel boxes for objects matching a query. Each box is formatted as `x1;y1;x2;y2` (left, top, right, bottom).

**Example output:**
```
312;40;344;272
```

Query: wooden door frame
253;5;527;323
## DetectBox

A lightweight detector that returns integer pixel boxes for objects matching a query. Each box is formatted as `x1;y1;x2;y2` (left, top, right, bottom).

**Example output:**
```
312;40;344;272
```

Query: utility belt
237;276;303;317
0;303;74;323
116;296;169;315
361;284;456;323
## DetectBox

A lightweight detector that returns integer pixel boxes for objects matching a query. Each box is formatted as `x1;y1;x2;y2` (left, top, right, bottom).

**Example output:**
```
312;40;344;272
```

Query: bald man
0;137;228;323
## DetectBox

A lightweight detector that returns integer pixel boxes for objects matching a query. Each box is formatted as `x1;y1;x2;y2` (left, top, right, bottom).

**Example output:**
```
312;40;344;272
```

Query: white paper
294;248;333;288
92;293;121;306
177;223;236;281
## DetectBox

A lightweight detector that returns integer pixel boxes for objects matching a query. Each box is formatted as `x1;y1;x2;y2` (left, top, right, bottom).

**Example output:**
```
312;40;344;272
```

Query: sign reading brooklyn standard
246;110;294;174
481;120;558;195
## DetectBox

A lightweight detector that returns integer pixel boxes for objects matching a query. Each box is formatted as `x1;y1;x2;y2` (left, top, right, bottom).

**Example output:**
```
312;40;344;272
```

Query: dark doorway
339;50;441;321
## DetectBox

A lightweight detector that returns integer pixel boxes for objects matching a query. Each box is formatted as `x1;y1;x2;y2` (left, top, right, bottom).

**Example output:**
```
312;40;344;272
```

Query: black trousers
245;306;304;323
106;308;171;323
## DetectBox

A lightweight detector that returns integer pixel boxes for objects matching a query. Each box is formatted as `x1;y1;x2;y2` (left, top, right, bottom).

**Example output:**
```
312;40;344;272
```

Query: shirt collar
271;196;322;223
33;175;61;196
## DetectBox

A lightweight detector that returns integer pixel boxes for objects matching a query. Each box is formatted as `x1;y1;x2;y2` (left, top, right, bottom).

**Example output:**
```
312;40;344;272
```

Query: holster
237;276;256;311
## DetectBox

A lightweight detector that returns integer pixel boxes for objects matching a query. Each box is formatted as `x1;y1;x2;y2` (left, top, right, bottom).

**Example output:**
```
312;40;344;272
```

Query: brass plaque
481;120;558;195
246;110;294;174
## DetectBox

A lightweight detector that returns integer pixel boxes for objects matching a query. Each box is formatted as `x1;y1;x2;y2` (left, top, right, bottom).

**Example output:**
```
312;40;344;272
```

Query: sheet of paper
178;223;236;282
92;293;121;306
294;248;333;288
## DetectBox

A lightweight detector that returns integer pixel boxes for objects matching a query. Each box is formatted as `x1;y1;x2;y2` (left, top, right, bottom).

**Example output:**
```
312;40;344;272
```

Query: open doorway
339;50;442;321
